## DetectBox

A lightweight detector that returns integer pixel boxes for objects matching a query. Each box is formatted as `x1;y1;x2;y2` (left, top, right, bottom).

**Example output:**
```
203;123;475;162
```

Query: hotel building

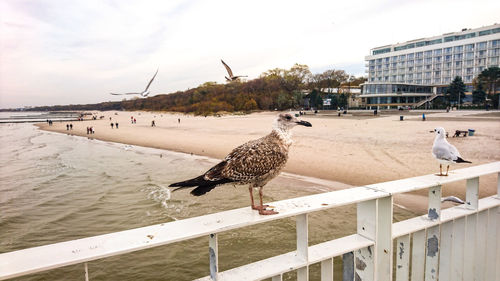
360;23;500;109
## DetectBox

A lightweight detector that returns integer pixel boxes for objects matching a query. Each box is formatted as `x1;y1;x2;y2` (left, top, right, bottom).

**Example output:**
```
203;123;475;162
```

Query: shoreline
35;110;500;213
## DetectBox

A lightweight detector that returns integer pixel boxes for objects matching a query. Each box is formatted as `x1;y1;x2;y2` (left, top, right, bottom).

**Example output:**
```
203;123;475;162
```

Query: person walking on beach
86;127;90;134
134;118;136;124
111;123;114;129
66;124;69;130
115;122;118;129
151;120;156;127
178;118;180;124
70;124;73;130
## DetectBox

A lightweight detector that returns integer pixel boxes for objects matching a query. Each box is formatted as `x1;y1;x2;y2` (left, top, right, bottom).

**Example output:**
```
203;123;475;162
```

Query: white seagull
110;68;159;97
221;59;248;82
169;113;312;215
431;127;471;176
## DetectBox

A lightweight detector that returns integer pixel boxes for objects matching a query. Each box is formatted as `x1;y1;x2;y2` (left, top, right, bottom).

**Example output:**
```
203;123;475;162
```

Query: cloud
0;0;499;108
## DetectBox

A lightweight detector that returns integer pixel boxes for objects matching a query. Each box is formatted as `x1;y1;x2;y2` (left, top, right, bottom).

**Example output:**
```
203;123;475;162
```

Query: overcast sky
1;0;499;108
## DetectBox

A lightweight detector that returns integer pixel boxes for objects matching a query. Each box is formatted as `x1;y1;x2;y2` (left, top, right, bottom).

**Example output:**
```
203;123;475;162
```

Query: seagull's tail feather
169;176;233;196
455;157;471;163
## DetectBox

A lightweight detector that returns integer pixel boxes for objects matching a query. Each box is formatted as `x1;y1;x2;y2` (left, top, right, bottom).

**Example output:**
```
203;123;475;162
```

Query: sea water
0;122;415;280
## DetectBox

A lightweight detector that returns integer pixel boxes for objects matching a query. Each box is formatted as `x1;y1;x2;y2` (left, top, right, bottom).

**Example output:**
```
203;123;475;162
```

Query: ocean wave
141;183;174;209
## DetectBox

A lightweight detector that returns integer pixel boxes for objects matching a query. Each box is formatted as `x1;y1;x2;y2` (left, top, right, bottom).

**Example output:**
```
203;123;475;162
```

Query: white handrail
1;162;499;280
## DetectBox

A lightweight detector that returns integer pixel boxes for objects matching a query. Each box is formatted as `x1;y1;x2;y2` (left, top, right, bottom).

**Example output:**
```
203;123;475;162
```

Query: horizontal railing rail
1;162;499;281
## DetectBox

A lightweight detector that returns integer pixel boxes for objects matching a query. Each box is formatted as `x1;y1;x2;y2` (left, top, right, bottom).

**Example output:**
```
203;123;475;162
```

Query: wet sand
37;109;500;213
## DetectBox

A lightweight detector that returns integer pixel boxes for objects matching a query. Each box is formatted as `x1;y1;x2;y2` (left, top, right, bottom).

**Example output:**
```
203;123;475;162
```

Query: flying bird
110;68;159;97
431;127;471;176
169;113;312;215
441;196;465;204
221;59;248;82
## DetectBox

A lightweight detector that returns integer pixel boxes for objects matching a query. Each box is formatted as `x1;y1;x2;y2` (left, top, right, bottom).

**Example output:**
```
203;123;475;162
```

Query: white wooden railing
1;162;499;281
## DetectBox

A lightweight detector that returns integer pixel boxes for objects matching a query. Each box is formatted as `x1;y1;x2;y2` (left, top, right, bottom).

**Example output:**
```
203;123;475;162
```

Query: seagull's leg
438;164;443;176
249;187;268;210
445;165;449;176
249;187;259;210
258;187;278;215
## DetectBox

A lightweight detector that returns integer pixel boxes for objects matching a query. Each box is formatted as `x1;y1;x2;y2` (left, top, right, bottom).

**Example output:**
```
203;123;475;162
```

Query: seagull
441;196;465;204
221;59;248;82
169;113;312;215
110;68;158;97
431;127;471;176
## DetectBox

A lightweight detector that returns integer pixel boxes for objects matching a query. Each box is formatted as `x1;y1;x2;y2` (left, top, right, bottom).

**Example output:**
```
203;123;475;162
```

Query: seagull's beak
296;120;312;127
429;130;434;133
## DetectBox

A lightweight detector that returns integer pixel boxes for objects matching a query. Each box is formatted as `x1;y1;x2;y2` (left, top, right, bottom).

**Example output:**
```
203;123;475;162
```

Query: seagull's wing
432;142;456;161
206;137;287;182
232;75;248;79
448;143;461;158
143;68;159;92
441;196;465;204
221;59;234;77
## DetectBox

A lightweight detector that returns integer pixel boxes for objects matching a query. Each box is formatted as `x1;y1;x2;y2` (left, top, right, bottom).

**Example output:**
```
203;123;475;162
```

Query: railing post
425;186;441;281
395;234;410;281
84;262;89;281
356;200;376;281
497;172;500;197
209;233;218;281
451;217;465;280
411;229;426;281
465;177;479;210
356;196;392;281
438;221;453;281
428;185;441;220
485;206;499;280
321;258;333;281
296;214;308;281
342;252;354;281
425;225;440;281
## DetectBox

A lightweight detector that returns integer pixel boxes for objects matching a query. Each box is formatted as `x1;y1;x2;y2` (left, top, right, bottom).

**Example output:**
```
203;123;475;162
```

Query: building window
477;42;487;50
424;50;432;57
454;46;463;53
416;52;423;59
433;49;442;56
444;47;452;54
407;53;414;59
455;61;462;67
465;44;474;51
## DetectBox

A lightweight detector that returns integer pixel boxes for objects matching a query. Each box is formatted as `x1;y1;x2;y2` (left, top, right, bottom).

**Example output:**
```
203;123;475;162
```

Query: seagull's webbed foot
252;204;269;210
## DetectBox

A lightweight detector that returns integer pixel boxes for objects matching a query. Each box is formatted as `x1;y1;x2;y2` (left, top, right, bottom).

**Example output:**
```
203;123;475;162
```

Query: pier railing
1;162;499;281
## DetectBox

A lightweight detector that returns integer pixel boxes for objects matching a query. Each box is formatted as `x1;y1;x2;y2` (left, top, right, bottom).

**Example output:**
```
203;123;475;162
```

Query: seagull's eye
285;115;292;120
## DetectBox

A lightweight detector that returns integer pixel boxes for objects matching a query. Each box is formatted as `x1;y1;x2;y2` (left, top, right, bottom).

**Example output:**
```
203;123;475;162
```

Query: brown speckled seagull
169;113;312;215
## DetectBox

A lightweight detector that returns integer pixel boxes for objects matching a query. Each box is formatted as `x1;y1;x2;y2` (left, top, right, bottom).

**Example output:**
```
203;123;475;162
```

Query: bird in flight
221;59;248;82
110;68;159;97
431;127;471;176
169;113;312;215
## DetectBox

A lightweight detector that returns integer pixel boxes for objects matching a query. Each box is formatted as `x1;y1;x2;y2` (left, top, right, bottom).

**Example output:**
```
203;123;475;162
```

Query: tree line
22;64;365;115
443;66;500;109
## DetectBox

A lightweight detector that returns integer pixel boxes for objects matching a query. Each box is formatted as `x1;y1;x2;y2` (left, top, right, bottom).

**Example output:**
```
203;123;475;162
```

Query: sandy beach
37;110;500;213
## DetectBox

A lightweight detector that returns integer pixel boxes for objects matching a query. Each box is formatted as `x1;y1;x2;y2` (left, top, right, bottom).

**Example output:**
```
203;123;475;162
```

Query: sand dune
37;110;500;213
